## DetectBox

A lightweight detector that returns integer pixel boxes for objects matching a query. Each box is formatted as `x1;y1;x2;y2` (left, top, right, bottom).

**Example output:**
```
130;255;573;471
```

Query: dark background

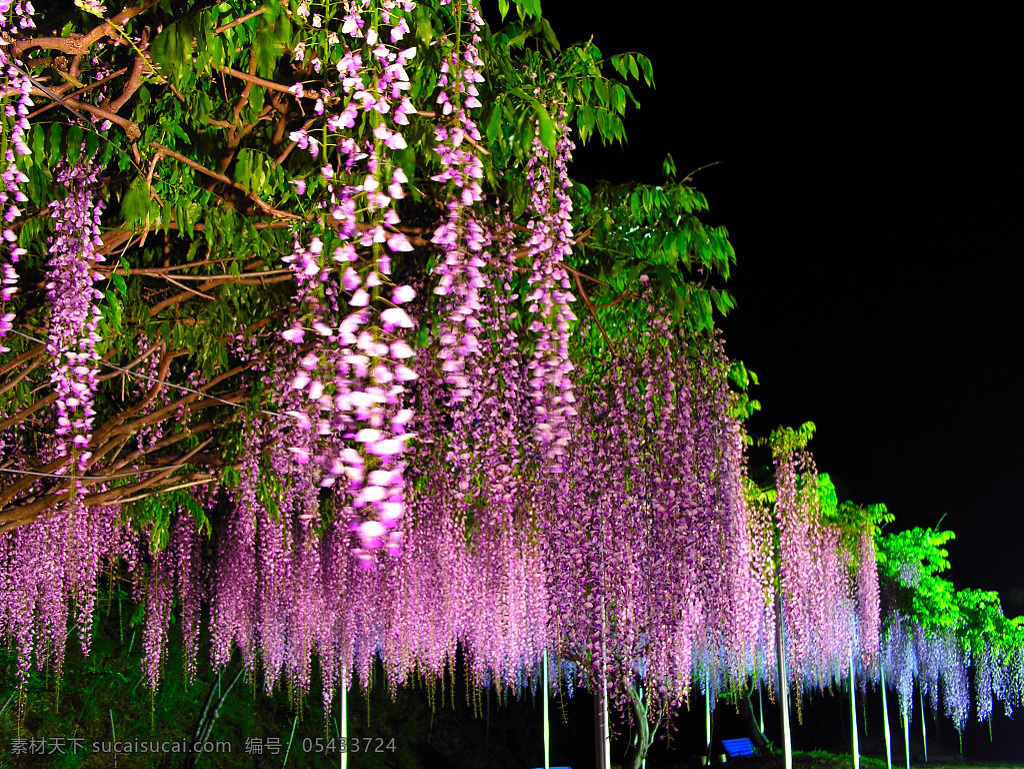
541;3;1024;615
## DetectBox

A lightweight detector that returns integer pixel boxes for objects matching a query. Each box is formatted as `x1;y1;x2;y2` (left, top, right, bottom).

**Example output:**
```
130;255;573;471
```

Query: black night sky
541;3;1024;616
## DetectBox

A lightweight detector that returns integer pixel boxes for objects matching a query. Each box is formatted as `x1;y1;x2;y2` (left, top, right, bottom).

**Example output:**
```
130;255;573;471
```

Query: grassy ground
701;752;1024;769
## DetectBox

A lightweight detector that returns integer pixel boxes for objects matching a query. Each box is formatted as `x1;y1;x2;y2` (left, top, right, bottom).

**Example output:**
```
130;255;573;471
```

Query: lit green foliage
728;360;761;423
877;527;1024;658
819;481;893;569
877;527;960;630
768;421;817;456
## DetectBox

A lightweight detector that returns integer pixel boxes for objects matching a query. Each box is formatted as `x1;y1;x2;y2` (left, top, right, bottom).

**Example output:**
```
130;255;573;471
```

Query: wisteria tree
1;0;743;718
6;3;1023;768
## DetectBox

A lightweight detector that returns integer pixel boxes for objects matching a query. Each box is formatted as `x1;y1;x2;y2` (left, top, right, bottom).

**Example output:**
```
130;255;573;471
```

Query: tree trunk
625;679;658;769
741;685;770;750
185;665;244;768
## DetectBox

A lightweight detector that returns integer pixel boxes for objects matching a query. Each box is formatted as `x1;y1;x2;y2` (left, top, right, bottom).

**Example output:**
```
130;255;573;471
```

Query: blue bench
722;737;757;758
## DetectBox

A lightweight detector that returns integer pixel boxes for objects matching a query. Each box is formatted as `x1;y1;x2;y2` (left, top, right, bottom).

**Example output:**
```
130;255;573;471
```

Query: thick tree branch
25;66;129;119
0;343;44;379
106;421;217;475
213;7;266;35
89;347;173;449
0;359;40;398
116;475;215;505
9;3;145;57
83;438;213;507
0;392;57;436
27;88;142;138
107;48;148;112
216;65;306;97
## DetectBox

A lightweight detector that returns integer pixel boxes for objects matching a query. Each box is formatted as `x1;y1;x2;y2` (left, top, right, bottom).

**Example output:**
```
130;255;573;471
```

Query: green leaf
510;88;557;153
48;123;63;165
536;105;556;153
121;177;152;226
637;54;654;86
111;272;127;298
517;112;536;156
485;102;504;144
84;129;100;160
538;19;560;52
416;12;434;45
31;123;45;160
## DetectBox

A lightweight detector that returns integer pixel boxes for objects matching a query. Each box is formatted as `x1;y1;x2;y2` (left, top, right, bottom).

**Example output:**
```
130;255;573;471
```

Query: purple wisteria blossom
46;158;105;468
522;106;578;455
0;0;34;350
430;1;488;403
281;0;419;556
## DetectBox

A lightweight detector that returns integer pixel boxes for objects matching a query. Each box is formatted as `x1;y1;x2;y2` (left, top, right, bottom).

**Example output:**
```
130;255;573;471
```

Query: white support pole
902;704;911;769
641;684;647;769
543;649;551;769
850;653;860;769
601;671;611;767
920;685;928;764
880;666;892;769
776;594;792;769
705;676;712;758
600;678;611;769
340;669;348;769
758;682;765;735
595;599;611;769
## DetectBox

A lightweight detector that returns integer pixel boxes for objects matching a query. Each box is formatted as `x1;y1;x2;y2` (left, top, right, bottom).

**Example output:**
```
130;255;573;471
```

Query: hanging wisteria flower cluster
520;104;578;455
874;612;1024;731
282;0;419;557
0;0;33;350
540;317;765;719
45;158;106;467
0;501;122;683
191;321;771;717
429;0;488;403
773;437;871;695
855;530;882;667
